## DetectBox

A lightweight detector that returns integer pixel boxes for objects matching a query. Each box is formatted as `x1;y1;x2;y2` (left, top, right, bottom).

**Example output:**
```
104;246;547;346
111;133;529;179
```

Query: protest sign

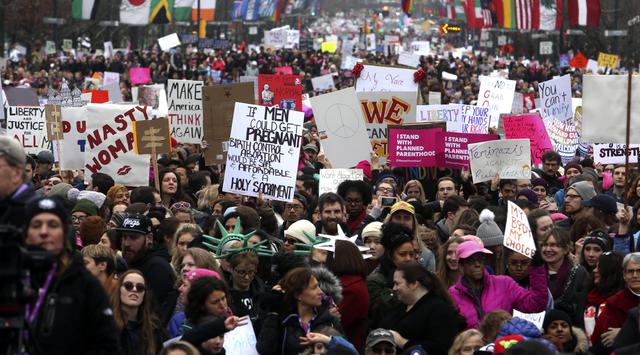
104;83;123;103
257;74;303;111
103;71;120;87
130;67;151;85
513;310;546;331
416;104;461;123
539;41;553;55
4;87;39;106
103;41;114;59
341;56;362;72
428;91;441;105
570;52;588;69
545;118;580;164
44;105;63;141
84;77;101;90
224;320;259;355
285;30;300;49
167;79;203;144
264;27;287;48
586;59;599;73
503;114;553;164
365;33;376;51
582;75;640;144
538;74;572;122
311;74;335;91
239;76;259;102
504;200;537;257
442;71;458;81
594;144;640;165
478;75;516;128
468;139;532;183
358;91;417;163
319;169;364;195
387;127;441;167
222;103;303;202
435;132;499;169
597;52;619;69
158;33;181;52
58;106;87;170
447;104;490;134
398;52;421;68
321;41;337;53
62;39;73;52
274;66;293;75
139;84;168;117
45;41;56;55
410;41;430;56
82;89;109;103
202;82;255;165
84;104;150;186
7;106;52;155
511;92;524;114
311;88;371;168
133;119;172;155
355;65;419;93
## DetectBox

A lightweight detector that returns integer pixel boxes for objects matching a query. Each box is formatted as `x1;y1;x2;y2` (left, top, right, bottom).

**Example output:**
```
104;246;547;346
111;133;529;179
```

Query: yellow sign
441;23;461;34
321;42;337;53
597;52;619;69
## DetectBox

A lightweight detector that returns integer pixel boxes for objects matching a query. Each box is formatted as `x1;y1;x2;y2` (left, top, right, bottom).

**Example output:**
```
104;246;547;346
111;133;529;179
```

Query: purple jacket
449;265;548;329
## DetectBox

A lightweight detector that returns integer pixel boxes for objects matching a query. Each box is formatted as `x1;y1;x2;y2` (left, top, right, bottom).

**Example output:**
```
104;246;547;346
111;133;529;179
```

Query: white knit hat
285;219;316;245
362;221;383;240
77;190;107;209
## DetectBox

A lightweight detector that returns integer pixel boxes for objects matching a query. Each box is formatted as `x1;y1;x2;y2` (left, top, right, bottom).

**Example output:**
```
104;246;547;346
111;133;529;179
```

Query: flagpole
624;66;632;211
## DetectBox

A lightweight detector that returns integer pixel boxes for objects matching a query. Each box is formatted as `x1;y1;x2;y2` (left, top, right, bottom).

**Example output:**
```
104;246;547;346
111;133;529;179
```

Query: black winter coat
129;247;176;323
31;253;120;355
119;318;166;355
380;292;465;355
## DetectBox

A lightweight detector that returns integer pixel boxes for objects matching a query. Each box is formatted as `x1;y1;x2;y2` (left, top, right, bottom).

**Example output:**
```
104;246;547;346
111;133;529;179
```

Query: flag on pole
149;0;173;23
464;0;484;28
173;0;195;21
568;0;600;27
120;0;151;25
538;0;562;30
192;0;216;21
514;0;533;29
493;0;515;28
401;0;413;16
72;0;99;20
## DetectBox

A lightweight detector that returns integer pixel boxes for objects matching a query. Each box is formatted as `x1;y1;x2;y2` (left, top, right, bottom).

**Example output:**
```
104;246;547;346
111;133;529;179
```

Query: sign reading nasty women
223;103;303;202
167;79;204;144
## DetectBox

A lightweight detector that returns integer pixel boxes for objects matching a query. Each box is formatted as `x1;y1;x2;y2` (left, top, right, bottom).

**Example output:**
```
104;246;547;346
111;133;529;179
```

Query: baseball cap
582;193;617;215
390;201;415;216
456;240;493;260
114;213;152;235
303;143;319;153
365;328;396;349
36;150;55;164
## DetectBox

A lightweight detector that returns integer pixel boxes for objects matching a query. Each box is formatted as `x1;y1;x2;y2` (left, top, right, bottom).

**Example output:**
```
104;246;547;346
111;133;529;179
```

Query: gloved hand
531;248;544;267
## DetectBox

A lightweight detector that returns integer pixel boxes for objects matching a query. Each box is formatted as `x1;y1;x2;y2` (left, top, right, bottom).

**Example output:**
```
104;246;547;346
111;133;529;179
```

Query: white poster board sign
398;52;421;68
311;74;336;91
224;321;259;355
222;103;303;202
167;79;204;144
540;41;553;55
478;75;516;128
319;169;364;195
311;88;371;168
447;104;490;134
59;106;87;170
7;106;51;155
158;33;181;52
593;144;640;165
468;139;532;183
410;41;430;56
513;310;546;331
285;30;300;49
416;104;461;123
428;91;441;105
538;74;572;123
504;200;537;257
356;65;419;93
84;104;150;186
103;71;120;87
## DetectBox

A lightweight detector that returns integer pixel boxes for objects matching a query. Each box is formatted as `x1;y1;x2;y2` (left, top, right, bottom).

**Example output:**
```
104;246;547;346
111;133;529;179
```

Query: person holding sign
449;240;548;329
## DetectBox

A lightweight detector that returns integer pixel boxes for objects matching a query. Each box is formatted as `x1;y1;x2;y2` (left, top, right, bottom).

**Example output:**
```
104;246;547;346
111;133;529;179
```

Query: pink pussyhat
184;268;221;282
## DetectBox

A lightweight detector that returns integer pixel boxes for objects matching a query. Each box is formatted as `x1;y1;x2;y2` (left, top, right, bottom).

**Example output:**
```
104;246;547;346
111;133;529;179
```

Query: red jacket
592;288;639;347
338;275;370;354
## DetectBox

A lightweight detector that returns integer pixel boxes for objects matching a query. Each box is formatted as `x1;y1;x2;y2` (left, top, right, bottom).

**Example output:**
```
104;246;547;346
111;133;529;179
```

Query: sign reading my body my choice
223;103;303;202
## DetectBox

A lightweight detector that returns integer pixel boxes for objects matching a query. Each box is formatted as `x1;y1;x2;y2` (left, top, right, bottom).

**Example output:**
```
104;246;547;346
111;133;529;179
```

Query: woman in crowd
578;230;611;273
625;175;640;207
381;262;465;355
257;267;342;355
362;221;384;274
540;227;588;328
448;329;484;355
325;240;370;353
437;236;465;287
159;168;192;209
179;247;220;276
23;196;119;354
542;310;590;355
168;268;221;338
532;178;558;211
226;251;266;328
171;224;204;271
111;269;165;355
527;209;554;243
584;252;625;341
505;248;554;310
107;184;130;206
403;179;426;205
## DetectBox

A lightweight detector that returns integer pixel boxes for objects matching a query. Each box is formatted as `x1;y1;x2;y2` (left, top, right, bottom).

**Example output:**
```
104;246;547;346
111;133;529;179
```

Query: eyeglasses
285;204;303;210
625;268;640;276
170;201;191;212
371;345;396;354
508;259;532;268
377;187;394;193
284;237;298;245
122;281;146;293
71;215;87;223
565;194;581;200
234;268;256;278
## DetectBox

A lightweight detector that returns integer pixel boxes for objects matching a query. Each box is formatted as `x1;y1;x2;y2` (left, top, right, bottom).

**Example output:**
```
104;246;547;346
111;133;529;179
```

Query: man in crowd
557;181;597;230
0;136;36;228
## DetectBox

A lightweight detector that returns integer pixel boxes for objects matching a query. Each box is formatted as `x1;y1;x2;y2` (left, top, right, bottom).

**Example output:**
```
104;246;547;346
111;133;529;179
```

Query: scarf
548;258;573;300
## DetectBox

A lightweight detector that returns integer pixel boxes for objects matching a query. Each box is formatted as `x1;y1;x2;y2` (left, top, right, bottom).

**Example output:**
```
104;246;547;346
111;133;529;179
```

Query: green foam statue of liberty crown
292;231;329;255
201;217;274;258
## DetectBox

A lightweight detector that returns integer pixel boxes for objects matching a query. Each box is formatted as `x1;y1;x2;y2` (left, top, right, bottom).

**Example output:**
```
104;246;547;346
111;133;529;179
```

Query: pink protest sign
388;127;442;167
503;113;553;164
274;66;293;75
435;132;499;169
130;68;151;85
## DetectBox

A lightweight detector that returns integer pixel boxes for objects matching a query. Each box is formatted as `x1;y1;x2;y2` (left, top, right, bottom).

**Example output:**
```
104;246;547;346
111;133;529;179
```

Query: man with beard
540;151;564;194
116;213;175;322
556;181;596;231
315;192;349;236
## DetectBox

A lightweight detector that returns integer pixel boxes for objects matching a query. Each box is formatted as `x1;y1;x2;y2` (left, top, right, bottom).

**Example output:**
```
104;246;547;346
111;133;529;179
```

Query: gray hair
0;136;26;167
622;252;640;270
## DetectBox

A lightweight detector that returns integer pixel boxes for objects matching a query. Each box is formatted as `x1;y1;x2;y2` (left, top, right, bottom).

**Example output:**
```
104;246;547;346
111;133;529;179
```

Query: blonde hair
403;179;426;204
81;244;116;275
106;184;128;203
197;184;220;211
448;329;483;355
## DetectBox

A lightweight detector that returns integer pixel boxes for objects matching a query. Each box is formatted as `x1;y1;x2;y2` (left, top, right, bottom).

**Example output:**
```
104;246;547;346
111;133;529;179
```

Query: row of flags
433;0;599;30
71;0;313;24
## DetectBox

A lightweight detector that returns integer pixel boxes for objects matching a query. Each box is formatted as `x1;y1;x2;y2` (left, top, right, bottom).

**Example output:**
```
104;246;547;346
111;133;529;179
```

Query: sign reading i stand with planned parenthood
223;103;303;202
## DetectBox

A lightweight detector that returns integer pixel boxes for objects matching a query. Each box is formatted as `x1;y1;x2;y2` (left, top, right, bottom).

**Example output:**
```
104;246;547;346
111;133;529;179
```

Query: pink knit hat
184;268;221;282
601;172;613;191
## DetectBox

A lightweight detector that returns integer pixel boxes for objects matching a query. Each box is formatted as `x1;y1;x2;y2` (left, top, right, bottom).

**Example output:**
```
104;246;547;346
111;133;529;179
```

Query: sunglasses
122;281;146;293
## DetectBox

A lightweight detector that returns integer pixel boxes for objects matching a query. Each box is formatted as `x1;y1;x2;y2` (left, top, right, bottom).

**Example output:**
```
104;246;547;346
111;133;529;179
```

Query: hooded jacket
312;266;343;304
449;265;549;329
129;246;176;323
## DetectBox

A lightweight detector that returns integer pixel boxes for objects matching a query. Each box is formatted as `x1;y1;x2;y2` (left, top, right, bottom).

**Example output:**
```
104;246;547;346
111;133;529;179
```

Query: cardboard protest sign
285;30;300;49
133;118;172;155
311;74;336;92
45;41;56;55
410;41;430;56
435;132;499;169
478;75;516;128
594;144;640;165
167;79;203;144
264;27;287;48
447;104;490;134
582;75;640;144
7;106;52;155
468;139;532;183
84;104;150;186
319;169;364;195
223;320;259;355
222;103;303;202
355;65;419;93
130;67;151;85
538;74;572;122
504;200;537;257
358;91;417;163
310;88;371;168
103;71;120;87
158;33;181;52
428;92;441;105
398;52;421;68
202;82;255;165
597;52;619;69
387;127;441;167
62;39;73;52
539;41;553;55
503;114;553;164
416;104;461;123
511;92;524;114
44;105;63;141
257;74;303;111
58;107;87;170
